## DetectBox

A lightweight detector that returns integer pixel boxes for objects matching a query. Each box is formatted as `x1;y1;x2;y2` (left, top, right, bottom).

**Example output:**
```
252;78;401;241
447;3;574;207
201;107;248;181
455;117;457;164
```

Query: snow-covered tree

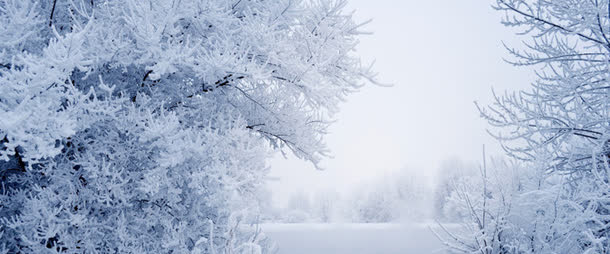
440;0;610;253
479;0;610;252
0;0;378;252
480;0;610;179
311;189;340;223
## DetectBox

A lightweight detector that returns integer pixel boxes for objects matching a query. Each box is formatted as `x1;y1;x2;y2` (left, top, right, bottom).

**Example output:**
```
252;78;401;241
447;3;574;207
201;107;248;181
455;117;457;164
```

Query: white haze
268;0;535;206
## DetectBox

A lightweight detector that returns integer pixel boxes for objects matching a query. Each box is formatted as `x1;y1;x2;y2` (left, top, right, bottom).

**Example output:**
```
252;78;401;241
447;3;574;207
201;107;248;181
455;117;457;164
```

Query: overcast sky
268;0;535;205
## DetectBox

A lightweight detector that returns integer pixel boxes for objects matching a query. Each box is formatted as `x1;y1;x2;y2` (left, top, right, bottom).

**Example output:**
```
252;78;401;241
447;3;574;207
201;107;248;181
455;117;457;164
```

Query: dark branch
168;74;244;110
49;0;58;27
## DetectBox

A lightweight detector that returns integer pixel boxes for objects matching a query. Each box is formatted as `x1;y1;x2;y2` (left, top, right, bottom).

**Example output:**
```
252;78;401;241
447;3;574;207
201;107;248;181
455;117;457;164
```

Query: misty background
268;0;534;207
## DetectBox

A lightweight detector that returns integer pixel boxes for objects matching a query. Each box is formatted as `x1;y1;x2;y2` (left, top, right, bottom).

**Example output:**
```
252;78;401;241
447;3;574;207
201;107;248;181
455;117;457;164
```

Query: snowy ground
258;223;450;254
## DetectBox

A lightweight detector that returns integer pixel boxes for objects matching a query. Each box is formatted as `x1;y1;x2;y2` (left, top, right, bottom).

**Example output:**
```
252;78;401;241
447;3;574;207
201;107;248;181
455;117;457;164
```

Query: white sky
268;0;535;205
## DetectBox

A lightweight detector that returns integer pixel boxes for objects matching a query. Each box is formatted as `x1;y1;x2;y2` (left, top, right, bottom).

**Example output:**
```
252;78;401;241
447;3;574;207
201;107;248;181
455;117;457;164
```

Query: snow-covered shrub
346;172;430;223
281;210;312;224
437;158;608;253
435;158;550;253
349;186;399;223
0;0;377;252
433;159;478;222
389;173;430;222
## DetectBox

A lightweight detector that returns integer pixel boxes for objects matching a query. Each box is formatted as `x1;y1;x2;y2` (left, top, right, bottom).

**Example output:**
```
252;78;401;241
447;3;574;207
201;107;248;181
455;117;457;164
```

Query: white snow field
259;223;449;254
